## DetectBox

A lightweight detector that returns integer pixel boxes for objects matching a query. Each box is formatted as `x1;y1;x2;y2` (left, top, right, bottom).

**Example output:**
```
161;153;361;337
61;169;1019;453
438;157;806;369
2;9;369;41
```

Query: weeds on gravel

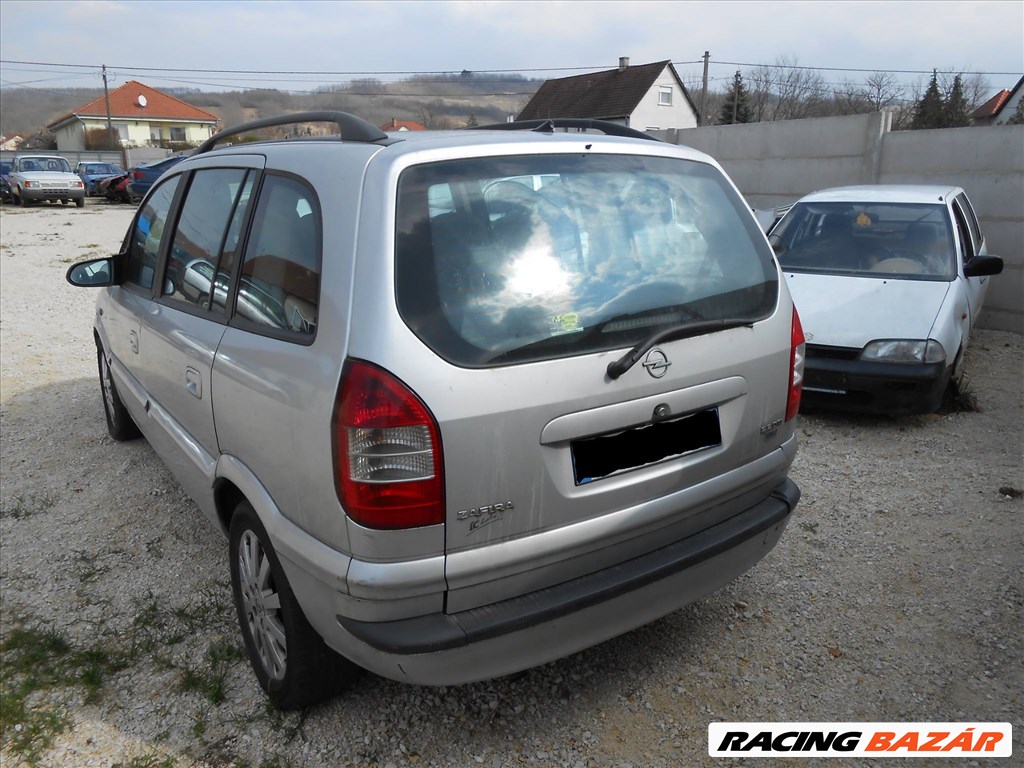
177;639;245;705
111;754;177;768
0;619;128;765
0;490;59;519
940;378;980;413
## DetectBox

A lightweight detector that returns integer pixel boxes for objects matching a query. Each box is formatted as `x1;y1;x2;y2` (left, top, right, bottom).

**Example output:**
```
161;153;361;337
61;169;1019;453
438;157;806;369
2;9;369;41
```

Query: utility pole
101;64;115;149
699;51;710;126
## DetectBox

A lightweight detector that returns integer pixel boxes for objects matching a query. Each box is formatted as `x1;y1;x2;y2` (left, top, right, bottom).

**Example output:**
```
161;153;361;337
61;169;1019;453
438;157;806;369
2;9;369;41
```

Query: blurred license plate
804;369;847;394
571;408;721;485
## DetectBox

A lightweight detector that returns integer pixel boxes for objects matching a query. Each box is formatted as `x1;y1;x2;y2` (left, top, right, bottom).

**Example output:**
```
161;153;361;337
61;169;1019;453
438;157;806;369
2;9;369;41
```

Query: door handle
129;330;138;354
185;367;202;399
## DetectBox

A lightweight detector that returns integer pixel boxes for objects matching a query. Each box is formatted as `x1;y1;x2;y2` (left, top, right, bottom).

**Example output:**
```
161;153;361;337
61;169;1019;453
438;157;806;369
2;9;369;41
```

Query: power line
710;59;1021;77
7;57;1014;79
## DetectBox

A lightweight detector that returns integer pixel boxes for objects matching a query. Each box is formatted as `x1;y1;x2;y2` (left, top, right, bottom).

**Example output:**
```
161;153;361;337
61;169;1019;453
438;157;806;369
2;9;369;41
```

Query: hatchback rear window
396;154;778;367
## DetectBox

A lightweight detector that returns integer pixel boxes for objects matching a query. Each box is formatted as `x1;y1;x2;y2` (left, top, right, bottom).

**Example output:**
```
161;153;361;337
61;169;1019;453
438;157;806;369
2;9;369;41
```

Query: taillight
786;307;805;421
133;170;143;180
333;360;444;529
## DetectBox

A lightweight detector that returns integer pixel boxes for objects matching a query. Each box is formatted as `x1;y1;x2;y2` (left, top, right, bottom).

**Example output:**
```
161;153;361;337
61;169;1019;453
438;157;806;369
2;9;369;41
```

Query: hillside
0;74;541;137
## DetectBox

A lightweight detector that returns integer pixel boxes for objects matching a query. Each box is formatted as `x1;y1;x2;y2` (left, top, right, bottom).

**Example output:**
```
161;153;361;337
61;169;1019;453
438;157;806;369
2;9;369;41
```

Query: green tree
911;70;946;129
944;74;970;128
719;71;753;124
465;111;479;128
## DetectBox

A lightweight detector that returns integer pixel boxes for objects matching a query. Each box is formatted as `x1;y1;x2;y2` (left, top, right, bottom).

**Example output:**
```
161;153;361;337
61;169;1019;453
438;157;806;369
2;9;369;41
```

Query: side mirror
964;254;1003;278
66;257;114;287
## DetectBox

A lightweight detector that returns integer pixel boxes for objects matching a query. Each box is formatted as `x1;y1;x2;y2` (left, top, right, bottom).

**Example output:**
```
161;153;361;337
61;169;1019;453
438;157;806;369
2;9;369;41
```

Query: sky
1;0;1022;98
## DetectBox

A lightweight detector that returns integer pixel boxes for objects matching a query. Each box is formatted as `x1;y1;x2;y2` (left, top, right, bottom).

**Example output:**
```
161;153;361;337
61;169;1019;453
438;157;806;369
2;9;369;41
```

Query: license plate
804;369;847;394
571;408;721;485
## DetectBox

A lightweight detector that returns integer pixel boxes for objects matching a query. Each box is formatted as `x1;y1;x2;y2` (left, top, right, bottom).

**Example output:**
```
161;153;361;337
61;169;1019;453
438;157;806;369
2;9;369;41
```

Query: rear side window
236;175;320;338
162;168;249;311
396;154;777;366
124;175;180;291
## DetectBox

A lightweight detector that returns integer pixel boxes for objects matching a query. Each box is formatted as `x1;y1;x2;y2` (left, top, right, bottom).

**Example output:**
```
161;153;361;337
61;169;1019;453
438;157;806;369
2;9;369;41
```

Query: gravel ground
1;202;1021;768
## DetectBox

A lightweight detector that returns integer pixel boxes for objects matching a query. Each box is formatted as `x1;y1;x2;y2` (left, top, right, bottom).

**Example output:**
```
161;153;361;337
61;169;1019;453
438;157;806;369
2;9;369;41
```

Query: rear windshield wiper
606;317;754;380
484;306;701;366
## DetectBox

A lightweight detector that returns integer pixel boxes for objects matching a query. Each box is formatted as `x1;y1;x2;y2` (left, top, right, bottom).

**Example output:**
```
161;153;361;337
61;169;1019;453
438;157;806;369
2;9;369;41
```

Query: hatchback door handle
185;367;202;399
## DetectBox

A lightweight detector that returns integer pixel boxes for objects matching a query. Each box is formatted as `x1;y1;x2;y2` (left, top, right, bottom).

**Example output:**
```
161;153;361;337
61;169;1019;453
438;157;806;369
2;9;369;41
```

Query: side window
211;173;256;314
161;168;248;311
950;202;976;264
954;194;982;253
124;175;180;291
236;175;320;338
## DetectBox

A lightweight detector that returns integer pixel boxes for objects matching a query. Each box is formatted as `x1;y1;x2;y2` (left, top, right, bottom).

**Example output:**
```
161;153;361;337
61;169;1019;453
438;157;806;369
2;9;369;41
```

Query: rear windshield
772;201;955;280
396;153;778;367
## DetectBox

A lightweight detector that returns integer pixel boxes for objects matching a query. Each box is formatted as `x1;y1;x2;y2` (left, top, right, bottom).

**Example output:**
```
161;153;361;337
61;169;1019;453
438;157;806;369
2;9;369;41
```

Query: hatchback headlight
861;339;945;364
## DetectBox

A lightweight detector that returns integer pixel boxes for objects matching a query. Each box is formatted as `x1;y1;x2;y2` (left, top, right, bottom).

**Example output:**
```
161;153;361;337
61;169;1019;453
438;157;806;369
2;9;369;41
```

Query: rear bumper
802;356;950;415
311;477;798;685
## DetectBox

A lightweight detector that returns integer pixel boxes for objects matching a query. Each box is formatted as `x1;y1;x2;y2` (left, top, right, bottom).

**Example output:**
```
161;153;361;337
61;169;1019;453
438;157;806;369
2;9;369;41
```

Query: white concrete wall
878;125;1024;332
659;114;1024;332
630;67;698;131
53;123;85;151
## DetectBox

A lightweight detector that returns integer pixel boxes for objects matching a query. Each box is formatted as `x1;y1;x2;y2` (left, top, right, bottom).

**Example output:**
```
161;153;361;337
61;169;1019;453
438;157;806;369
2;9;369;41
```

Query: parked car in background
0;160;12;203
769;185;1002;414
7;154;86;207
66;112;802;709
99;171;134;203
126;154;188;201
76;161;125;196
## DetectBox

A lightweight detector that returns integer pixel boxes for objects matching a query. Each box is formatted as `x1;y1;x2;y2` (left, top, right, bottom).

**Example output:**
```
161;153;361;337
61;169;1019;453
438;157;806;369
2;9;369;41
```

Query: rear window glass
772;202;955;280
396;154;778;367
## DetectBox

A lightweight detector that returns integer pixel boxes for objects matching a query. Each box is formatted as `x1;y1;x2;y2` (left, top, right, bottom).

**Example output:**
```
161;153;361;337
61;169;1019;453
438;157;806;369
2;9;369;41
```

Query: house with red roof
379;118;427;132
971;75;1024;126
47;81;219;150
517;58;699;131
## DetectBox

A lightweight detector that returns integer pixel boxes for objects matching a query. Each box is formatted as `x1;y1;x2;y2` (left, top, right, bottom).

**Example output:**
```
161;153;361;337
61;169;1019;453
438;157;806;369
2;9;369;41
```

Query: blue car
0;160;12;203
76;162;124;196
126;154;188;202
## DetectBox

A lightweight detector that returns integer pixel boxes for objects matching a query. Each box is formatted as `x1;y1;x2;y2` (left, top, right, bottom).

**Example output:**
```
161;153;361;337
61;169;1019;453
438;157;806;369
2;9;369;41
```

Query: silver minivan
68;113;803;709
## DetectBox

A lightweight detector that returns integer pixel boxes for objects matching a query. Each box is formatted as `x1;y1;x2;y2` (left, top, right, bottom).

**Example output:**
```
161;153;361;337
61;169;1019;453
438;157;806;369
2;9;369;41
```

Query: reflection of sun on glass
505;246;572;298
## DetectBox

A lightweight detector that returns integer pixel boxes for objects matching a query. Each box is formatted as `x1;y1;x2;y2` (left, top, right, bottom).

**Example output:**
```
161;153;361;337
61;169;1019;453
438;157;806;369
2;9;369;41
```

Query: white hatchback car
769;185;1003;414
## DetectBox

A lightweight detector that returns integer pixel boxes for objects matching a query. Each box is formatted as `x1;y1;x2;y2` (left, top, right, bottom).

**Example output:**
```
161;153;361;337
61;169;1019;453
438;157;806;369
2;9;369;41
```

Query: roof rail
195;111;388;155
473;118;662;142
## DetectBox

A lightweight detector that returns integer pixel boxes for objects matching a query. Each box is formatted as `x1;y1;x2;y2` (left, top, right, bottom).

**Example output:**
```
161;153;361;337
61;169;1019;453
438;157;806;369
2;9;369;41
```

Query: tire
75;197;85;208
97;345;141;441
229;502;358;709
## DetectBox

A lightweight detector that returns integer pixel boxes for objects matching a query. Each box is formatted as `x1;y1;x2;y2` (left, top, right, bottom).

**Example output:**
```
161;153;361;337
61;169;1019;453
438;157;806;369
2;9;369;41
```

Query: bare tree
861;71;905;111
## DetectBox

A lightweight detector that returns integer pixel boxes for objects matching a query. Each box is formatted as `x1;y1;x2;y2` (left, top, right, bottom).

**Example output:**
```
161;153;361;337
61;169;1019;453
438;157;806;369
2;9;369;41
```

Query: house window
658;87;673;106
170;127;186;142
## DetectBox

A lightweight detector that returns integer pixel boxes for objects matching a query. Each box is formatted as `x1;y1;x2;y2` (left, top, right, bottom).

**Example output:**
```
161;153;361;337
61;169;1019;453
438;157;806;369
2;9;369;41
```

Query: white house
518;58;699;131
48;80;219;150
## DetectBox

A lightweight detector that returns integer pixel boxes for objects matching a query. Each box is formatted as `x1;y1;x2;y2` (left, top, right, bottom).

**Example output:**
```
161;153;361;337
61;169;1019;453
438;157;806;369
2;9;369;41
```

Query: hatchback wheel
97;345;141;441
229;502;358;709
75;197;85;208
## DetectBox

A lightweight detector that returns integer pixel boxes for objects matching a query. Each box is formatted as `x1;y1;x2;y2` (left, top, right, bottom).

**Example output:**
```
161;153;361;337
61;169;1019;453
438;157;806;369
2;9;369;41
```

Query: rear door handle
129;330;139;354
185;367;202;399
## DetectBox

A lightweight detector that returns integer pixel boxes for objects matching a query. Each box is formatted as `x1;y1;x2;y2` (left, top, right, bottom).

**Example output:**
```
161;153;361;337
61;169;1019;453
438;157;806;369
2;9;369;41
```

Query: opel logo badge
642;349;671;378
